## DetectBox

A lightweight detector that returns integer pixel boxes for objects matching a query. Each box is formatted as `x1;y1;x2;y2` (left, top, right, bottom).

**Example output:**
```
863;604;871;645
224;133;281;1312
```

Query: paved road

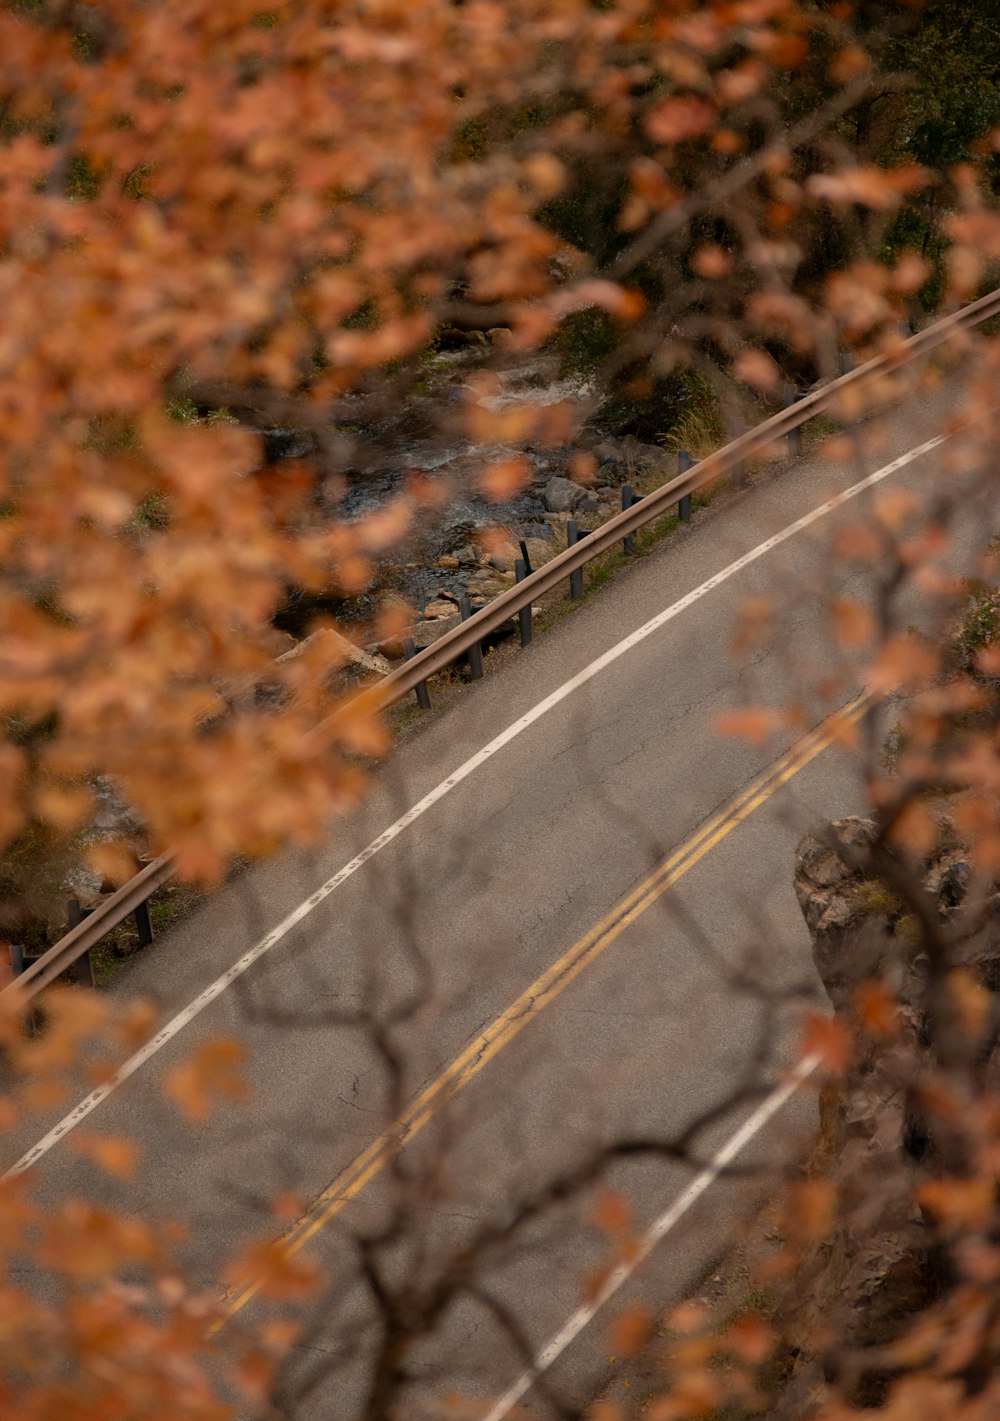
5;371;994;1417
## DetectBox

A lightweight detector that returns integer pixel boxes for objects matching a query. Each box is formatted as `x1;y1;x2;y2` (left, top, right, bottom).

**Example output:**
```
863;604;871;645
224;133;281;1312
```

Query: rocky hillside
781;814;1000;1411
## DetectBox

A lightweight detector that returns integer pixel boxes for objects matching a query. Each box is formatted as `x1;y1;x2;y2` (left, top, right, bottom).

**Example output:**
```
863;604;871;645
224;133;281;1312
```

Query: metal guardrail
6;288;1000;1006
362;287;1000;713
4;854;176;1002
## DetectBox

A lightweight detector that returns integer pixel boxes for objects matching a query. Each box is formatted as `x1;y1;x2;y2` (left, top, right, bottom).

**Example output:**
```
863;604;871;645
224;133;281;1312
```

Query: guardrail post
457;593;484;678
677;451;693;522
66;897;96;987
134;899;154;948
514;559;533;646
785;385;803;457
403;638;431;709
621;485;636;555
518;538;533;576
567;520;584;598
838;351;853;377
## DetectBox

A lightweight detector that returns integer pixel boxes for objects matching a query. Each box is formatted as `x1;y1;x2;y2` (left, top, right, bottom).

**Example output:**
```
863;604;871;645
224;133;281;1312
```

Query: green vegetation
91;880;207;983
952;581;1000;668
553;307;619;377
851;878;903;919
657;374;728;459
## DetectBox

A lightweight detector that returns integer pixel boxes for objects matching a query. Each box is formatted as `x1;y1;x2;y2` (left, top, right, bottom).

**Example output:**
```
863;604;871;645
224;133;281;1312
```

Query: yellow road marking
214;691;872;1329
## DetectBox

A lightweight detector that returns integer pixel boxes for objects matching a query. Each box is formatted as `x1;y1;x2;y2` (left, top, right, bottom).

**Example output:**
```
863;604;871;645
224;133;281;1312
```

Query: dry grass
659;388;728;460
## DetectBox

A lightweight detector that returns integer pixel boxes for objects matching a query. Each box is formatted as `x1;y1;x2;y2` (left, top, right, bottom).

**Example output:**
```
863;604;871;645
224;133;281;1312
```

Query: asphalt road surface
5;367;995;1419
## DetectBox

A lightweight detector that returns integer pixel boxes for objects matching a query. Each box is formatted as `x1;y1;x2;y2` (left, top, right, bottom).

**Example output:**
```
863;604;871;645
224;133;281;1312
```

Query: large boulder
408;611;462;650
793;816;882;1012
277;627;391;680
543;476;587;513
779;816;1000;1412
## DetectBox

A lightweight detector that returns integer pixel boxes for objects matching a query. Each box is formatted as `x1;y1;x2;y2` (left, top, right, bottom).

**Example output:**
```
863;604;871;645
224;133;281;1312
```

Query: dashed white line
481;1055;821;1421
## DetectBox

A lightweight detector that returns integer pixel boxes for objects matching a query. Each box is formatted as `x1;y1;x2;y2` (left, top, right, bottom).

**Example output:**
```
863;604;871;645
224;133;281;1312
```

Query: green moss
134;491;170;530
801;415;841;449
65;152;103;200
122;163;153;200
82;413;141;454
896;913;922;946
166;397;201;424
881;724;904;775
957;583;1000;656
452;114;490;162
851;879;902;918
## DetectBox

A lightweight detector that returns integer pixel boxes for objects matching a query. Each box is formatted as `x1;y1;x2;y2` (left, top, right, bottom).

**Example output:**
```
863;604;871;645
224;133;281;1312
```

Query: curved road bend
4;375;994;1417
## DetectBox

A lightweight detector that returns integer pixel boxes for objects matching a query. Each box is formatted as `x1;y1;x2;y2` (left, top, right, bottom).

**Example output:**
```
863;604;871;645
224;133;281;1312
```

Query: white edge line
3;435;944;1178
480;1053;822;1421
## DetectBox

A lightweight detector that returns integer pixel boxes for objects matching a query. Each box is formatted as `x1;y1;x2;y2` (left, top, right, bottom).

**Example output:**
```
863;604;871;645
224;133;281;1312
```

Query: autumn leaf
872;485;921;531
645;97;717;145
724;1313;775;1364
33;784;94;832
646;1371;722;1420
568;451;598;485
258;1318;303;1353
40;1202;160;1279
666;1300;710;1334
225;1240;320;1301
833;520;885;563
734;348;783;392
333;703;391;759
808;163;928;211
947;969;991;1044
946;210;1000;261
830;597;875;648
269;1191;306;1222
69;1132;140;1180
854;980;900;1037
890;250;932;295
667;1335;720;1370
586;1404;626;1421
551;279;647;324
232;1349;278;1403
85;839;139;886
591;1189;632;1236
784;1179;838;1246
799;1013;852;1073
609;1306;652;1357
584;1262;615;1305
691;244;732;279
164;1037;247;1122
827;709;861;751
522;152;567;199
917;1177;996;1231
887;799;938;857
868;635;939;694
829;44;870;83
715;706;784;747
354;498;413;553
334;553;374;595
711;129;745;155
479;456;532;502
730;596;773;655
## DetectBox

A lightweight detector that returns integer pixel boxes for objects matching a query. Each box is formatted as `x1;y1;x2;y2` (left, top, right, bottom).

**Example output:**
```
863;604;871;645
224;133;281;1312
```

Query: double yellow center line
214;689;872;1329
